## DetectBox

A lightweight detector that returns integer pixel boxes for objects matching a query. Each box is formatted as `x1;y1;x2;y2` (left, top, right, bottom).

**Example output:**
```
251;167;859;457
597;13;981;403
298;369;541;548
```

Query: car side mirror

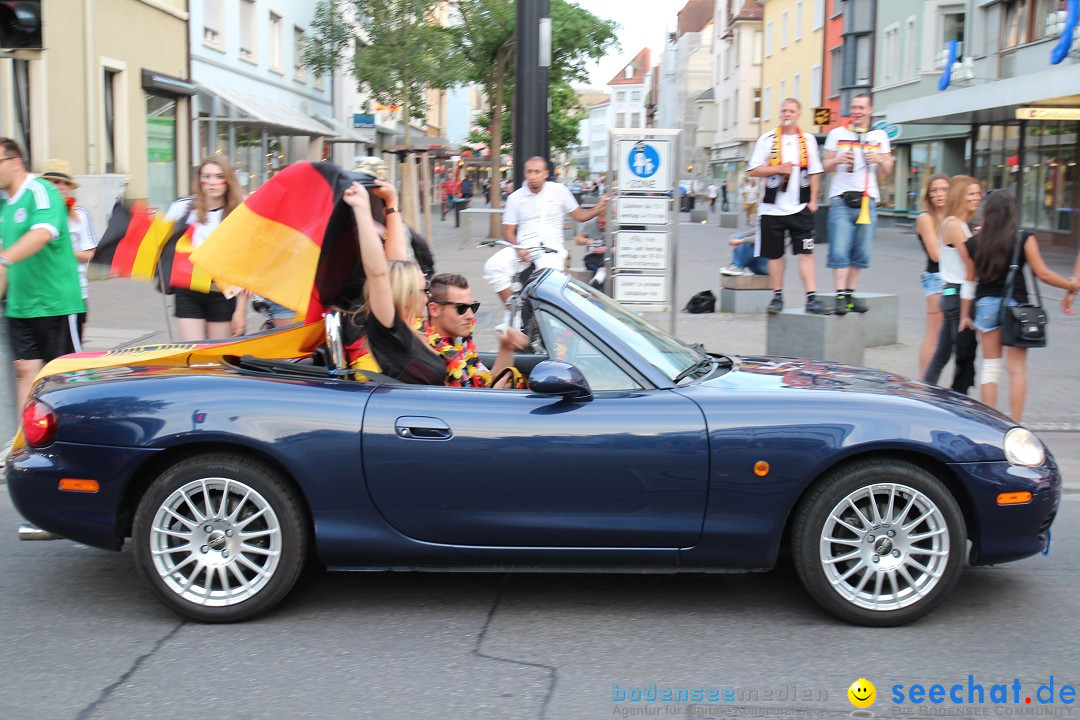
528;360;593;401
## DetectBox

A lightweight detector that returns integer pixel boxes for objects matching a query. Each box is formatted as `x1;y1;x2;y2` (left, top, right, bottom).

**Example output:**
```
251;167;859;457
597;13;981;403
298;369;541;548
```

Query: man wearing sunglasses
424;273;527;388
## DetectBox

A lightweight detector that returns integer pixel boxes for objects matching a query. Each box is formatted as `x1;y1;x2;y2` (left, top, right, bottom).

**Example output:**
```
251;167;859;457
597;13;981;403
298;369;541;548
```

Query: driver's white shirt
502;181;578;268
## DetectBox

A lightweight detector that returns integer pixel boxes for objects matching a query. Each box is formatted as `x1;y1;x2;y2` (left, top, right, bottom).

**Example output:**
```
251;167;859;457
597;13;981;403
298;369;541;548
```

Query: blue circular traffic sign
628;142;661;179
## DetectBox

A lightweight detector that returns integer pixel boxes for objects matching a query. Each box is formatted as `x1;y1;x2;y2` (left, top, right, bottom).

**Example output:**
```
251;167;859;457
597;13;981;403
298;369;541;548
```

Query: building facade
888;0;1080;248
760;0;824;131
607;48;651;132
0;0;192;219
710;0;764;187
871;0;970;214
673;0;716;179
188;0;337;197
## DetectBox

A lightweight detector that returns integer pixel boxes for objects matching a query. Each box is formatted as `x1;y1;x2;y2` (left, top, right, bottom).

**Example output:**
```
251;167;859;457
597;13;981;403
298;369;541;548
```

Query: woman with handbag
923;176;981;387
970;189;1079;421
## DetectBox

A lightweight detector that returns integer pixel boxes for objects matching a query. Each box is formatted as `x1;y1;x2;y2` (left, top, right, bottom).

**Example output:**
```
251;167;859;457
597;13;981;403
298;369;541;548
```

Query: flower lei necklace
421;319;492;387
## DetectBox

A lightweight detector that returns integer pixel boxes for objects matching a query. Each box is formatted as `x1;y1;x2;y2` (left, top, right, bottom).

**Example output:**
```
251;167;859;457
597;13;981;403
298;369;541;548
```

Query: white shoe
720;264;743;276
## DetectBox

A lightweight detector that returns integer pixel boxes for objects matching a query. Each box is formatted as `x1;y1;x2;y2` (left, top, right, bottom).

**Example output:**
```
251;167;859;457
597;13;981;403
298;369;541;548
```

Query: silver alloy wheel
819;482;950;611
149;476;282;607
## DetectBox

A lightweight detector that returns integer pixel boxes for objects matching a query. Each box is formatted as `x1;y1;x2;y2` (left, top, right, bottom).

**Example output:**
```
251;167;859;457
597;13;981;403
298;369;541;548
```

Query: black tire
791;457;966;627
132;453;308;622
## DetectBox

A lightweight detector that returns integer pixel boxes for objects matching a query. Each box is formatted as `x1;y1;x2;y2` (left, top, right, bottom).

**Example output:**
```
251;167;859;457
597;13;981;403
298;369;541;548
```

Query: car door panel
362;386;709;548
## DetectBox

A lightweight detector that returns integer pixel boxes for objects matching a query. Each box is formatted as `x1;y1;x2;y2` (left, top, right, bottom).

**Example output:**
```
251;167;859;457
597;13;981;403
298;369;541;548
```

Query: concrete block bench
849;292;899;347
766;309;865;366
718;211;739;228
719;272;772;313
690;206;709;224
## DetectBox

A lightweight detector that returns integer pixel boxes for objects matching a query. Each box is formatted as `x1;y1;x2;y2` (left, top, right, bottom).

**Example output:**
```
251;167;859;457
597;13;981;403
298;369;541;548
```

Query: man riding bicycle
484;156;607;304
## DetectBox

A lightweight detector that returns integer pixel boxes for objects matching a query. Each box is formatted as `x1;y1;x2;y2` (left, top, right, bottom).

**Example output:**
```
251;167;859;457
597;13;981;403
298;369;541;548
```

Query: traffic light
0;1;42;50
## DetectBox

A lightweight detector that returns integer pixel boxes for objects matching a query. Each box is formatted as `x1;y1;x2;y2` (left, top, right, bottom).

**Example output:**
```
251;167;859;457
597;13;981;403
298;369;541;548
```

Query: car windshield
559;281;705;382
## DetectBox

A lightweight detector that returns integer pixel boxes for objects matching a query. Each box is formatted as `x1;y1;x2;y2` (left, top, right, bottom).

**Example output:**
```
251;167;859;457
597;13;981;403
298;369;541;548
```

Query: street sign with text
616;139;673;192
616;197;670;225
614;231;669;271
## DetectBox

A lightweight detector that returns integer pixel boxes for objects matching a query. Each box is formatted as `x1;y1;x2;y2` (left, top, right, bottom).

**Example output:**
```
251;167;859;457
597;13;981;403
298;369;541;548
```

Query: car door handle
395;416;452;440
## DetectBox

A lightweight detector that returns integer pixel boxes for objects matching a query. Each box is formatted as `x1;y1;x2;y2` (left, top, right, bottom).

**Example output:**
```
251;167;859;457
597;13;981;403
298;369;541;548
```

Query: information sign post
608;129;680;335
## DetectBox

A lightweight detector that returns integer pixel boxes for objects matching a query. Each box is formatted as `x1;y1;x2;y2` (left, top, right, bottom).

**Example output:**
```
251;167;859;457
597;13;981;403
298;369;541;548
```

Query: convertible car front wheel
132;453;308;622
791;458;966;627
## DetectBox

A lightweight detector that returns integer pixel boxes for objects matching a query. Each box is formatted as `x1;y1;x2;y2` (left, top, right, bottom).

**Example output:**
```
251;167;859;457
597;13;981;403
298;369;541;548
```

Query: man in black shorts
0;138;85;411
746;98;825;314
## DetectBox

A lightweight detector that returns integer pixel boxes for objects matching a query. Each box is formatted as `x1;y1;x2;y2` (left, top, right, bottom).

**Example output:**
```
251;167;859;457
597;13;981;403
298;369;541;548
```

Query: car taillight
22;399;57;447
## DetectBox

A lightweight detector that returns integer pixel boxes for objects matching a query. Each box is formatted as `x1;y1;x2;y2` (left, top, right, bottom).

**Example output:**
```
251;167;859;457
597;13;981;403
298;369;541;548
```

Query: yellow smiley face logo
848;678;876;709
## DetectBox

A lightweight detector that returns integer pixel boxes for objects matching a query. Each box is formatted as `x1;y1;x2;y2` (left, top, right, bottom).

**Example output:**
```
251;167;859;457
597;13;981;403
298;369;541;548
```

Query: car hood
701;355;1016;431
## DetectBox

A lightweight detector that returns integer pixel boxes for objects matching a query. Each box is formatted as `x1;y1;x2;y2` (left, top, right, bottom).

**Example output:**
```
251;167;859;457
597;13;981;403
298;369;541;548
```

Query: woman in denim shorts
970;190;1079;421
914;173;949;377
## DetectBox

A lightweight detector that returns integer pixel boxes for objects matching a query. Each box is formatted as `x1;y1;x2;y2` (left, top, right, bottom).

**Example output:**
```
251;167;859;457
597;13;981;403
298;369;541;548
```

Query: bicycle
479;239;558;346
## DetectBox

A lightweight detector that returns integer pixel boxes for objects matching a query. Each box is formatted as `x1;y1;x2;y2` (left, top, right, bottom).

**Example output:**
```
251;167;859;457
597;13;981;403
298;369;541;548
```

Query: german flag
191;162;435;323
157;224;213;294
190;163;354;322
92;200;174;280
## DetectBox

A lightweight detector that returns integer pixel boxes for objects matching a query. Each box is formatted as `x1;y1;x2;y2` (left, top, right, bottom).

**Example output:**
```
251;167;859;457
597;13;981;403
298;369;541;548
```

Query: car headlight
1003;427;1045;467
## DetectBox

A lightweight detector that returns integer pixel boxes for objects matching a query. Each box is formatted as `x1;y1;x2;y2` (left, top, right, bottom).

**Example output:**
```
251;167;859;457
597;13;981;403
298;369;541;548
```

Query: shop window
146;94;177;211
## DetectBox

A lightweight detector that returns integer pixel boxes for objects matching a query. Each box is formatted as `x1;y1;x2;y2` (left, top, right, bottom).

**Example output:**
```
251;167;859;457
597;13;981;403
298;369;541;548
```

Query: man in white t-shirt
483;156;607;303
822;92;893;314
706;182;718;211
747;98;825;314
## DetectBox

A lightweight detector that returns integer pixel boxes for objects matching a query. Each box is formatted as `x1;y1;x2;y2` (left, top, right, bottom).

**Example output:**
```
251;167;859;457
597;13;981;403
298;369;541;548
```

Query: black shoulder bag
999;230;1047;348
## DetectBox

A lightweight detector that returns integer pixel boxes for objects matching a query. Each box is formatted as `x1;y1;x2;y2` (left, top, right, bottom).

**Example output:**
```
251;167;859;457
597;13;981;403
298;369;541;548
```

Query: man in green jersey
0;138;85;412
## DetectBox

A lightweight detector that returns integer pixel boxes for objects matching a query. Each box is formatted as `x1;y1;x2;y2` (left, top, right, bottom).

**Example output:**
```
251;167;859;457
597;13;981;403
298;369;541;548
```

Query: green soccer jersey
0;175;85;318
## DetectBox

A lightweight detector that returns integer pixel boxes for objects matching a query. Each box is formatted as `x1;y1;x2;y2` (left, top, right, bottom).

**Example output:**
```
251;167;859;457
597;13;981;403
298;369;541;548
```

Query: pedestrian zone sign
617;140;672;191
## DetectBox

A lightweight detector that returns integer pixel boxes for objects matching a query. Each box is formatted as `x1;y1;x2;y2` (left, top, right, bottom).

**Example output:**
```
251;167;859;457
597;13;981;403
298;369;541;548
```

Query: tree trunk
487;49;510;238
399;91;420;229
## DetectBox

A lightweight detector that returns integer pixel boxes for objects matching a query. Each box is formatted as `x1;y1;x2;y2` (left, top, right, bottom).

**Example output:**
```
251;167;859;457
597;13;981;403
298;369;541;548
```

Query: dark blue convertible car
8;270;1060;626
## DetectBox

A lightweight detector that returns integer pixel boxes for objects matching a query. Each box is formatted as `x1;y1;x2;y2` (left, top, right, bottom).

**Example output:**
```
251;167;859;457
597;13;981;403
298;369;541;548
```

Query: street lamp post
513;0;550;189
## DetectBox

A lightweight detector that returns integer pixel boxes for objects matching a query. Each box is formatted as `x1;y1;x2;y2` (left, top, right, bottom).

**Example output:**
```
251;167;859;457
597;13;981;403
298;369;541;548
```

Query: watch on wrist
385;206;399;215
0;255;12;268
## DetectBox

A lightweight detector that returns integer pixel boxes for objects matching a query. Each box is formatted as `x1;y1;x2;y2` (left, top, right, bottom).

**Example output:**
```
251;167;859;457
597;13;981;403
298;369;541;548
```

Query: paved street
2;204;1079;719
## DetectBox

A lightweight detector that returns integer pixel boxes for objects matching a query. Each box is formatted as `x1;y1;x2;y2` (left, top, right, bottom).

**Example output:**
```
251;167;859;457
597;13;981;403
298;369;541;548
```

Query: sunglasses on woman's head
433;300;480;315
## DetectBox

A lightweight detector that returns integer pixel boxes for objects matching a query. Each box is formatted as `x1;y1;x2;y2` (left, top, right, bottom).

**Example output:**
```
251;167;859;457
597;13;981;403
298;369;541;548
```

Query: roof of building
607;48;652;86
678;0;715;36
732;0;763;23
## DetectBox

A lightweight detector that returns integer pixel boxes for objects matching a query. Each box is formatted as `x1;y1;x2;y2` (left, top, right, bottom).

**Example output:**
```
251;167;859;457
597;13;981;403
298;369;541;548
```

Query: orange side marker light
754;461;770;477
997;491;1032;505
59;478;100;493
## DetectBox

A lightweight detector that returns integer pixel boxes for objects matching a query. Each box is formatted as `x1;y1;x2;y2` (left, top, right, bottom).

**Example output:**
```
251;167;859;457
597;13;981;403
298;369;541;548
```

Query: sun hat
41;159;79;189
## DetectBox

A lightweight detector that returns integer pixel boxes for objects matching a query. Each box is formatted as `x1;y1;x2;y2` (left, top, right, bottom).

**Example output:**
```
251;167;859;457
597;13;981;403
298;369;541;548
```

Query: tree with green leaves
454;0;618;207
304;0;463;146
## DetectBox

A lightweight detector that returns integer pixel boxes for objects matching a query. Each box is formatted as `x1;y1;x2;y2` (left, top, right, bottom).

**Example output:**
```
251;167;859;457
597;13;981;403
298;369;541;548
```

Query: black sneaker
833;296;849;315
767;296;784;314
849;296;869;313
805;297;826;314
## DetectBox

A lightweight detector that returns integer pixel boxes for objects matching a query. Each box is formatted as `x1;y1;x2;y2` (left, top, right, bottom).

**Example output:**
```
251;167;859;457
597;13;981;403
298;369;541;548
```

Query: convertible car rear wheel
132;454;308;622
792;458;966;627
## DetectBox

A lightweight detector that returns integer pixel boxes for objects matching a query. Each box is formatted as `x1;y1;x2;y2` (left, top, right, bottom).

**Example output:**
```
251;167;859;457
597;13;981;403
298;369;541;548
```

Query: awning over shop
313;114;375;144
199;81;331;136
886;64;1080;126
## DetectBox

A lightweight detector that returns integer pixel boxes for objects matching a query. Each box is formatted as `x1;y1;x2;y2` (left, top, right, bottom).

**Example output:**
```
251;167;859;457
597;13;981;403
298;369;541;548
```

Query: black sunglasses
432;300;480;315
